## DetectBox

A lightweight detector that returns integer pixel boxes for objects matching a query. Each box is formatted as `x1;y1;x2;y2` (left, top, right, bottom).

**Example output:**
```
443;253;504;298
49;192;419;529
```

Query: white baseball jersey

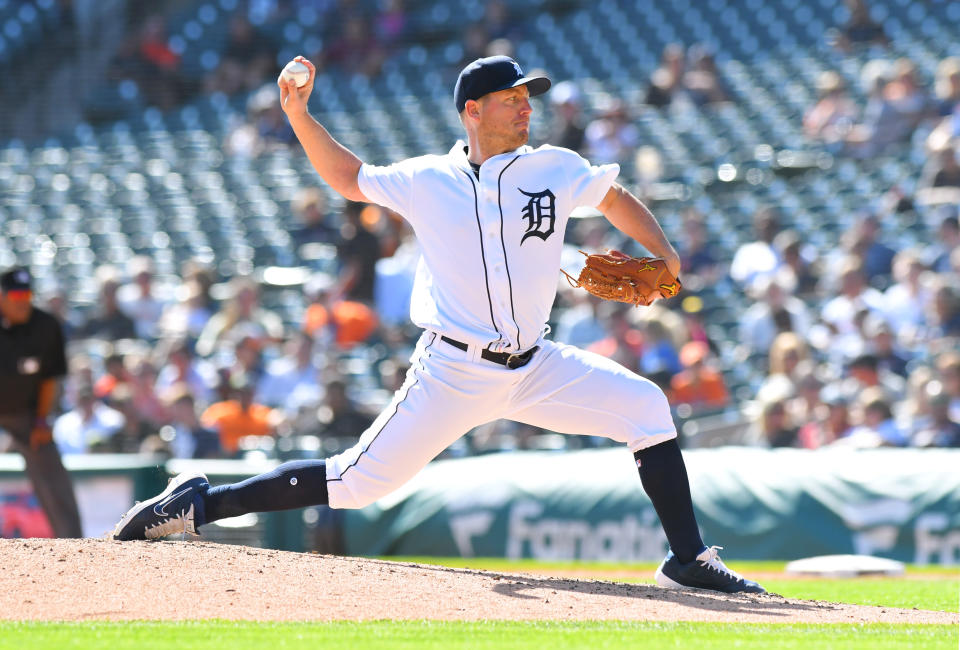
325;141;677;510
357;141;618;353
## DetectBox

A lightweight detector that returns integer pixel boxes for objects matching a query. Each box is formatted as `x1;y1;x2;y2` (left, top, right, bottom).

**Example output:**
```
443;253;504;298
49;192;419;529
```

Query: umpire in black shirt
0;268;82;537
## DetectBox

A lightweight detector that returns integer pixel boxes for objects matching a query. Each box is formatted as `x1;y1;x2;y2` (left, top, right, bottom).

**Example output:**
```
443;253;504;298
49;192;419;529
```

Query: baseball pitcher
114;56;764;594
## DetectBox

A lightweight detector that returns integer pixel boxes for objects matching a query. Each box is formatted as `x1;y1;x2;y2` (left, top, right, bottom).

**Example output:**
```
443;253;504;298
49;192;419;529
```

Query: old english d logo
519;188;556;244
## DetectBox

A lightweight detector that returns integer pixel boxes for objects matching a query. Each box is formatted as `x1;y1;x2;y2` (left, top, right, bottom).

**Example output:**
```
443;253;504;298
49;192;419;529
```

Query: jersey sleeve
566;153;620;209
357;160;416;217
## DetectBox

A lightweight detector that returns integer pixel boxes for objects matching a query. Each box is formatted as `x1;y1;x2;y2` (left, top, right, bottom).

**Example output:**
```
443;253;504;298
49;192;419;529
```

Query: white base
785;554;905;577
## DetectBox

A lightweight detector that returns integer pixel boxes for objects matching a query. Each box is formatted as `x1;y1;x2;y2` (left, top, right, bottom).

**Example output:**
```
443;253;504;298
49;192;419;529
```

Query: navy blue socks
201;460;329;525
634;438;705;564
196;444;702;563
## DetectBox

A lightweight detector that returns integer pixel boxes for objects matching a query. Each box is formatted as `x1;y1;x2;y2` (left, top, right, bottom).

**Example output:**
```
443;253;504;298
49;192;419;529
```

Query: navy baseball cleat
112;472;209;541
655;546;766;594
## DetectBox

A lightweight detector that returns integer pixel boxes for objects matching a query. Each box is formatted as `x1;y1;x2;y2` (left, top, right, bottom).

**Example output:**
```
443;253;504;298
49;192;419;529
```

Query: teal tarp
342;448;960;564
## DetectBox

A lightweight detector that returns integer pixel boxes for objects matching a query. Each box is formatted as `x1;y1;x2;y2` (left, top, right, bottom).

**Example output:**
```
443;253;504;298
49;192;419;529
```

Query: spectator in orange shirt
303;275;379;349
670;341;730;414
200;374;276;456
93;352;127;400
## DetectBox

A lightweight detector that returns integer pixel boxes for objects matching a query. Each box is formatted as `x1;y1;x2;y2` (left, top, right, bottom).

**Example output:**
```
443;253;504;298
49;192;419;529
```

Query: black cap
848;353;879;370
0;267;31;293
454;56;551;113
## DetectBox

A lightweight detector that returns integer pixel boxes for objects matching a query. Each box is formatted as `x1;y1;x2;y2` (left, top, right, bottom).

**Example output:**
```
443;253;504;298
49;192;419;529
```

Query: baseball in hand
281;60;310;88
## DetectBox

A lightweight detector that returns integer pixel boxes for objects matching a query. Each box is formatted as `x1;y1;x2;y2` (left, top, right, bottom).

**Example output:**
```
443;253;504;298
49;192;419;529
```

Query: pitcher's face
477;85;533;150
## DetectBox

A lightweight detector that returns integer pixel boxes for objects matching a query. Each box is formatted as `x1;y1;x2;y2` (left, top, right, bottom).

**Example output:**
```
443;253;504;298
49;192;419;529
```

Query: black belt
440;336;539;369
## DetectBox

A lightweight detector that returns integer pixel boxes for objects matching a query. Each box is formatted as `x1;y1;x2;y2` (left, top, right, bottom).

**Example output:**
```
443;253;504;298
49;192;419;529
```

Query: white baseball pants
325;331;677;509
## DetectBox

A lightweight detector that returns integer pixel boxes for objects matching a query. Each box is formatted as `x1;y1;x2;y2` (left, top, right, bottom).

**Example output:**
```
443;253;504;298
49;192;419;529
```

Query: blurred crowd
4;189;957;460
547;206;960;452
0;195;414;461
102;0;523;111
527;0;960;451
714;207;959;450
4;0;959;459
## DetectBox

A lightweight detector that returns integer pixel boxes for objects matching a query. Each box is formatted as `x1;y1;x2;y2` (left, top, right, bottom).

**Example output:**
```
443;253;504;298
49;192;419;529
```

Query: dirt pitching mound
0;538;951;624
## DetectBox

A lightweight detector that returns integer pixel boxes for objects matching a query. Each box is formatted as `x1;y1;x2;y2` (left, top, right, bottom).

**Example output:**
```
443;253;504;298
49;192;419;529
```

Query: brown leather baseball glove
561;250;682;307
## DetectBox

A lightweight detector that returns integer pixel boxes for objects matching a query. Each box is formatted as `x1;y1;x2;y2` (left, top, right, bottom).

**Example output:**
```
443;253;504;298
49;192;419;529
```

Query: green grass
0;621;956;650
761;578;958;612
387;557;960;612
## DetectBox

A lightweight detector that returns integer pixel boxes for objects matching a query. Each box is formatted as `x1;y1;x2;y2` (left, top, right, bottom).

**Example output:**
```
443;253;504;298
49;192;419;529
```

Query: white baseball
281;60;310;88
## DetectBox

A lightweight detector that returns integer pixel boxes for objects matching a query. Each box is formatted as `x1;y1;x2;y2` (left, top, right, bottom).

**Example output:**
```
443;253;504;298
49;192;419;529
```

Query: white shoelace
144;504;196;539
697;545;746;581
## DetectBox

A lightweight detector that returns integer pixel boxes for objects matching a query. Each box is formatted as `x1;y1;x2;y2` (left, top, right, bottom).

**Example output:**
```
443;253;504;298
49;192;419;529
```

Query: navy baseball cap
0;267;31;295
454;56;551;113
